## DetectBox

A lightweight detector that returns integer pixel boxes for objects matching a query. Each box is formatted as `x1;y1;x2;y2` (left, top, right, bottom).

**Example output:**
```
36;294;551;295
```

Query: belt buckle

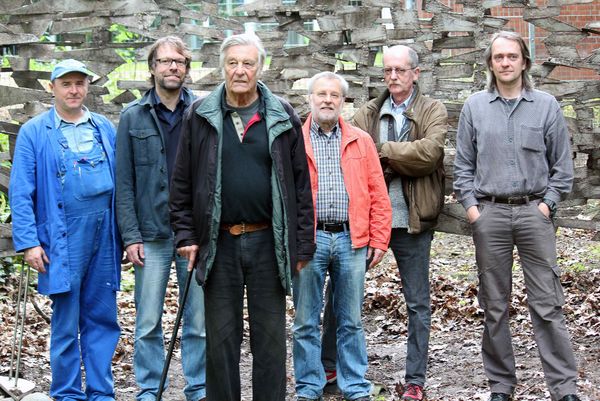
507;196;524;204
323;222;335;231
230;223;245;236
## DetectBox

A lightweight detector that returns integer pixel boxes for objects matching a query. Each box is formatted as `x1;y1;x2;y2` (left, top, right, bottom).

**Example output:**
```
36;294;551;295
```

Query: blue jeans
389;228;432;387
292;230;370;400
133;239;206;401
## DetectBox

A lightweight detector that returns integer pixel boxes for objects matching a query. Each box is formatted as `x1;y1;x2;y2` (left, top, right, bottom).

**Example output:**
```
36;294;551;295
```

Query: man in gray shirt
453;31;580;401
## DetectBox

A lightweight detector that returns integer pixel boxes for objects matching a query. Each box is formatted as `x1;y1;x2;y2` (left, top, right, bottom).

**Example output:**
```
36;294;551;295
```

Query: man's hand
24;246;49;273
367;247;385;270
466;205;480;224
178;245;199;271
538;202;551;218
125;243;145;266
296;260;309;273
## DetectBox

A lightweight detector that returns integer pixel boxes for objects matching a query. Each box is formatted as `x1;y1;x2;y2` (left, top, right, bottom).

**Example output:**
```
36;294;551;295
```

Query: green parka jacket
169;82;315;294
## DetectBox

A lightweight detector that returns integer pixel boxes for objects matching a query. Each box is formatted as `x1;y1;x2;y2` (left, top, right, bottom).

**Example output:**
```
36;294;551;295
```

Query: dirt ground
1;229;599;401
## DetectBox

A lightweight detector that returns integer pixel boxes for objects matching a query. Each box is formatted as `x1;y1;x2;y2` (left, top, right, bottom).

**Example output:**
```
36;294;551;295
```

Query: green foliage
0;192;10;223
109;24;143;63
121;266;136;292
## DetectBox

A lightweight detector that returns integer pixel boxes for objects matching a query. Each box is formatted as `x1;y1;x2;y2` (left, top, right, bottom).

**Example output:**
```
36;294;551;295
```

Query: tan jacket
352;83;447;234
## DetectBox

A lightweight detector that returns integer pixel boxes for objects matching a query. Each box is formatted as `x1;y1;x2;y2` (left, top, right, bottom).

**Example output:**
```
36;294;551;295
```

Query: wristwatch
542;198;557;217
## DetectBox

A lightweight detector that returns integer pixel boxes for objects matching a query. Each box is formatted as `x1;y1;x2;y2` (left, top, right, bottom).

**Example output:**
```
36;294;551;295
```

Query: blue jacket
115;87;196;247
9;108;122;295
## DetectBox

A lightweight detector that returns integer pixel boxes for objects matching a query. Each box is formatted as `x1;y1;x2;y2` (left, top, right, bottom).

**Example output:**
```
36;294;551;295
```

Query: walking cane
156;262;197;401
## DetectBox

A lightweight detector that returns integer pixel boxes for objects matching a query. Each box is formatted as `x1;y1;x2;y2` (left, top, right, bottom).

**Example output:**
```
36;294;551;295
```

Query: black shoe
489;393;512;401
560;395;581;401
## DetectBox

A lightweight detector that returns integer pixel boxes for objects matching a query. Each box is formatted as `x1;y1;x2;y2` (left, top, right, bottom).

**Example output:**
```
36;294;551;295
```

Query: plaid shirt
309;119;349;223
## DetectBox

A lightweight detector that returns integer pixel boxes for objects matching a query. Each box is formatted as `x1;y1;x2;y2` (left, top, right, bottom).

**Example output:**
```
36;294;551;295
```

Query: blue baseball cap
50;59;94;81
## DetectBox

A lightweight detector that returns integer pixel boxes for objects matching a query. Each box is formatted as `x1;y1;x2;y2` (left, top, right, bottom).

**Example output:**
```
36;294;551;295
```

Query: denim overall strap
61;132;112;216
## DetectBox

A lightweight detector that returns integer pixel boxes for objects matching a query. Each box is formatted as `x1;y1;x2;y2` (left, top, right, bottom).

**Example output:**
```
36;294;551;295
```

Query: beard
157;75;184;91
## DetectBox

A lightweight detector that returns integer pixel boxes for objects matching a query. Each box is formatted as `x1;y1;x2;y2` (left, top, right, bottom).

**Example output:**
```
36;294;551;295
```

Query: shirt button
62;232;66;237
58;203;63;209
160;185;165;190
160;148;165;153
160;167;165;173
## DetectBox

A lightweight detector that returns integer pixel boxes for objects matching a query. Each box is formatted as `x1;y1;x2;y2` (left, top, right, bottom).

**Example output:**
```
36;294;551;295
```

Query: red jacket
303;115;392;251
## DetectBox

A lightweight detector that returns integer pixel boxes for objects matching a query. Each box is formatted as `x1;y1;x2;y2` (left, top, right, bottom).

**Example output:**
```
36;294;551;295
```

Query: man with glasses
169;33;315;401
115;36;206;401
320;45;447;401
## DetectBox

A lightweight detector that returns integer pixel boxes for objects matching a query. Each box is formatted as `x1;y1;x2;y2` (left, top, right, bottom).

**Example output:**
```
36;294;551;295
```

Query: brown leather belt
480;195;541;205
220;222;271;236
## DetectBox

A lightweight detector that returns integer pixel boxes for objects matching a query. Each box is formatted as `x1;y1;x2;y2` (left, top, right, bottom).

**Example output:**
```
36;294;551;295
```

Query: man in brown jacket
321;45;447;401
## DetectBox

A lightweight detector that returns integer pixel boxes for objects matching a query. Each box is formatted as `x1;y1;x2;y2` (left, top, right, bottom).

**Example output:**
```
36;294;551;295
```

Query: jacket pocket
130;129;161;165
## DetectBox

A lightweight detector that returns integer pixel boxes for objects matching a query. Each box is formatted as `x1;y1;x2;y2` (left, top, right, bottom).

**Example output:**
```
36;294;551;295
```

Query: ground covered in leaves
1;229;599;401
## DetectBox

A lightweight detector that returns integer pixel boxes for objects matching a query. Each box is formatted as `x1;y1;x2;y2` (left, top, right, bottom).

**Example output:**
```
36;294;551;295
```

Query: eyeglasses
155;58;187;68
383;67;416;76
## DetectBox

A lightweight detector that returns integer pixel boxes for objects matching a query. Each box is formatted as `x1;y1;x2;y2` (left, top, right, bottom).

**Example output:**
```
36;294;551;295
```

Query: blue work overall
49;131;120;401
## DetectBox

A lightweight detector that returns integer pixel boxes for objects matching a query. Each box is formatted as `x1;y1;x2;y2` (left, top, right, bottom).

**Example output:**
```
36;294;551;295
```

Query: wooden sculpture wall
0;0;598;253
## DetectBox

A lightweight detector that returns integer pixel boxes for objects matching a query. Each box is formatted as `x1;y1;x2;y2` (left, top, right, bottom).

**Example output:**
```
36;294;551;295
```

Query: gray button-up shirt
453;88;573;210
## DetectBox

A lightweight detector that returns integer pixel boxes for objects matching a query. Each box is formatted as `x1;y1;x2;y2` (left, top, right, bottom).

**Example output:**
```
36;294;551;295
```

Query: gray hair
219;33;267;76
483;31;533;92
384;45;419;68
307;71;349;97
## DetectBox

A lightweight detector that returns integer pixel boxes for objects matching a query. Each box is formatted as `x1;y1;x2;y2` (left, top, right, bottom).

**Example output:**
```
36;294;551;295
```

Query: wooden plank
435;63;474;79
432;13;478;32
432;35;475;50
0;86;52;108
526;17;580;32
0;122;20;136
390;9;420;31
0;32;38;46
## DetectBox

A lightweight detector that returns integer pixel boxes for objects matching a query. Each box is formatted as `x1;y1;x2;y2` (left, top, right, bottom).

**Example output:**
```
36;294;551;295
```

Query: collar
54;106;93;129
390;86;415;111
487;88;534;103
310;118;339;137
152;88;187;109
221;88;263;116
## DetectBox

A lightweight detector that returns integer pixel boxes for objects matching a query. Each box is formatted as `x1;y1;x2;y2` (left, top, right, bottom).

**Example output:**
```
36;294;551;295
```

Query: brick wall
413;0;599;81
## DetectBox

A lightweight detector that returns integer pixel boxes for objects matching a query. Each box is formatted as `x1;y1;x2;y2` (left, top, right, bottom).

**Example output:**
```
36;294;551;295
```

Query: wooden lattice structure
1;0;599;254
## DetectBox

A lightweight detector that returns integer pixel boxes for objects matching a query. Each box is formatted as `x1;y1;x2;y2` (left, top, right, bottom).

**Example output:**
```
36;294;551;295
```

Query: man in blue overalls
9;59;121;401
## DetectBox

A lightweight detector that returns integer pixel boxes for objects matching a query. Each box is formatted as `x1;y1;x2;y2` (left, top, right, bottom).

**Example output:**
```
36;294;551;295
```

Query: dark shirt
153;89;188;182
220;93;272;224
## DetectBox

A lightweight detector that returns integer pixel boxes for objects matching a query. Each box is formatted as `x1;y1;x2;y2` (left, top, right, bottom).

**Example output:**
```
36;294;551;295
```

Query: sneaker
402;383;425;400
325;369;337;384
